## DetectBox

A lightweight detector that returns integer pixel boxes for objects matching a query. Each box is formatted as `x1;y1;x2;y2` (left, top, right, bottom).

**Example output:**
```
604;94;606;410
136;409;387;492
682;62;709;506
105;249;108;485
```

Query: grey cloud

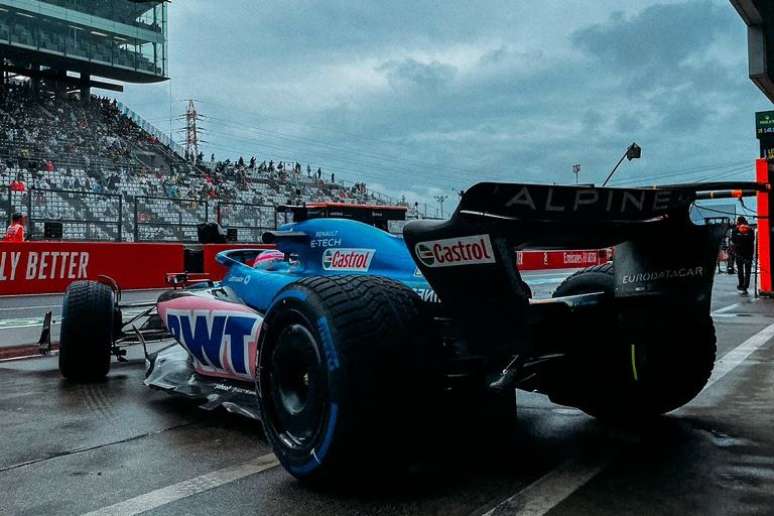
615;112;644;133
378;58;457;94
118;0;766;207
572;2;731;70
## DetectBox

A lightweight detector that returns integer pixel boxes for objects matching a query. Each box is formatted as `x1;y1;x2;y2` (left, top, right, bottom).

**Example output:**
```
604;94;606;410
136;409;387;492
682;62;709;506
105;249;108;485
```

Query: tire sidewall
257;287;350;479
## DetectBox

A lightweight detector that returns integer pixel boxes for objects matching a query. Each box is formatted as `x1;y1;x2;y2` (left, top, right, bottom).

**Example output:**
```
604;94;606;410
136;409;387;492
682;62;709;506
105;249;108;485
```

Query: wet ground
0;289;165;351
1;270;773;515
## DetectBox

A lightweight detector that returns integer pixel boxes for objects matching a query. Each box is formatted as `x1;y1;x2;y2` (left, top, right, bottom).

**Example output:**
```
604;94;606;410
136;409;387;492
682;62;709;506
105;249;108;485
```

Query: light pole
602;142;642;186
434;195;448;219
572;163;581;184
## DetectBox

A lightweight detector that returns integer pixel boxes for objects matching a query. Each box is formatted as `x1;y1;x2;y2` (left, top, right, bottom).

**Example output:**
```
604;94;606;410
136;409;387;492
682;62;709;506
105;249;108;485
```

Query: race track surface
0;289;166;350
2;270;774;515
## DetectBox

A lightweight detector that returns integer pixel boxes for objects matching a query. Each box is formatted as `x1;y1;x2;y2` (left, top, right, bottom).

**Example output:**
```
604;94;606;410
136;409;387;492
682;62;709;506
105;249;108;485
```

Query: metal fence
216;201;276;243
28;188;123;241
0;188;406;243
134;196;209;243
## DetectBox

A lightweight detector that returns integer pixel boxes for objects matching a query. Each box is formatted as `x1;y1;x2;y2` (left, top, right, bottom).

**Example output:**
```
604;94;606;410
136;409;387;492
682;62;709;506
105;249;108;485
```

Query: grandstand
0;81;407;241
0;1;418;243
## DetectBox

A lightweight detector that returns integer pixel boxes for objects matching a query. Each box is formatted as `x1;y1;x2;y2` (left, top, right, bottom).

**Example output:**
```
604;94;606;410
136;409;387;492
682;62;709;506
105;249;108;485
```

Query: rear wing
453;182;762;249
404;181;765;359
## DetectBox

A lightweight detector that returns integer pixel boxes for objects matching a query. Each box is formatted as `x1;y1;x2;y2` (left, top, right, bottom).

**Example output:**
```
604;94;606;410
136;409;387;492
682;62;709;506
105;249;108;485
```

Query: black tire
257;275;428;483
552;262;615;297
552;263;716;419
59;281;115;382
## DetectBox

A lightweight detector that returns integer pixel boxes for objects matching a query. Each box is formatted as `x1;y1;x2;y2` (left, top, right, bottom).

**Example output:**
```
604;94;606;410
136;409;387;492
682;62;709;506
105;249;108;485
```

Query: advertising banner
0;242;184;295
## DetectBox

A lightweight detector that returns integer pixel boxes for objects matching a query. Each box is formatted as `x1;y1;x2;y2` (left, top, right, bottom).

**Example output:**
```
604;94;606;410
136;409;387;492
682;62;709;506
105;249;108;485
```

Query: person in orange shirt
4;213;25;242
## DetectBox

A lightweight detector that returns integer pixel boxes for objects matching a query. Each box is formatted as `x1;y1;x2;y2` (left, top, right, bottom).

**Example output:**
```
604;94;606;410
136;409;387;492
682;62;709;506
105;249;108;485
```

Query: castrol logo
415;235;496;268
322;248;375;271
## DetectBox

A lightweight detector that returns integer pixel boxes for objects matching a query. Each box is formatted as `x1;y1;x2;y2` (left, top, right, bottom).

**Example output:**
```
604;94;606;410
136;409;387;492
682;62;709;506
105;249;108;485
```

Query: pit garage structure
732;1;774;294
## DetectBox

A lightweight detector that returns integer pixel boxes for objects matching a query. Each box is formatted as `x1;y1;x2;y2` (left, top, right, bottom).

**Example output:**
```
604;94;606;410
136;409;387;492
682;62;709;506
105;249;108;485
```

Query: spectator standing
3;212;25;242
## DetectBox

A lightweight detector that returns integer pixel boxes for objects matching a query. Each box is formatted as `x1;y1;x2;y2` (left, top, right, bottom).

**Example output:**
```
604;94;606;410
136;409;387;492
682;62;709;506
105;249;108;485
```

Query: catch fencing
0;188;278;243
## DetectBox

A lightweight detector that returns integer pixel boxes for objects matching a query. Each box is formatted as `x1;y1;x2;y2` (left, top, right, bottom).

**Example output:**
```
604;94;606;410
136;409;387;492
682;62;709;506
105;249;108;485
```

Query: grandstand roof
0;0;168;84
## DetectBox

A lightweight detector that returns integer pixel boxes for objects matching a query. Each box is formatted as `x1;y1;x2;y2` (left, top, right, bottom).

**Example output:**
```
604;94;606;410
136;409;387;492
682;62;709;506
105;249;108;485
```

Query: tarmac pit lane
1;273;774;515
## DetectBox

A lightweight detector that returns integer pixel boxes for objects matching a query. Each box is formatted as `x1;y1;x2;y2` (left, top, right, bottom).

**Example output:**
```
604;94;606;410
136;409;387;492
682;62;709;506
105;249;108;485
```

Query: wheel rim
268;322;326;451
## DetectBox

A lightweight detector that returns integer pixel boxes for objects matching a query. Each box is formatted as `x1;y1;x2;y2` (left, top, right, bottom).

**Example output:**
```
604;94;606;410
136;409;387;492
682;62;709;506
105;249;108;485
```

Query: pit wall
0;242;609;296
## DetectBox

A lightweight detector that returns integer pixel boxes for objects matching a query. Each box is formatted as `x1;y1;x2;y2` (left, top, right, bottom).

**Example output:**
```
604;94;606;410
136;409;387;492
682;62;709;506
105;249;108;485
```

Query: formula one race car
56;181;758;482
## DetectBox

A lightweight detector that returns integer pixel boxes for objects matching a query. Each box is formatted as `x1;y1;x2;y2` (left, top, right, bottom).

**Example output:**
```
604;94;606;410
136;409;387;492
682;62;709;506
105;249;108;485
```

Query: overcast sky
114;0;770;215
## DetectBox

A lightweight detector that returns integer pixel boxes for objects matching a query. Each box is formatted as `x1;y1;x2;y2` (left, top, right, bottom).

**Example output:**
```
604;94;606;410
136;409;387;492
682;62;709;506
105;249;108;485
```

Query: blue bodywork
215;218;435;312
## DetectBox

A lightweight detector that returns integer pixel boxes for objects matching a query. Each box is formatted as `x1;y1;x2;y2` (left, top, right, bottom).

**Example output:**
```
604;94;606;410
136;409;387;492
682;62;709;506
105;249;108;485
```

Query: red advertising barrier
0;241;610;296
0;241;184;296
518;249;611;270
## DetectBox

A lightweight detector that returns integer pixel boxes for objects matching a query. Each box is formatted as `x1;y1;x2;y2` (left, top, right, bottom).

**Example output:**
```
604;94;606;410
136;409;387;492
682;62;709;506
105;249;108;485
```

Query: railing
216;201;276;243
24;188;123;241
114;100;185;158
0;186;423;243
133;195;209;243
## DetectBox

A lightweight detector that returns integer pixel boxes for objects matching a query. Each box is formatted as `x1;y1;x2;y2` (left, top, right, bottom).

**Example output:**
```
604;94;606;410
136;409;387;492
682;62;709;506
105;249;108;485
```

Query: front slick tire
59;280;115;382
257;275;427;484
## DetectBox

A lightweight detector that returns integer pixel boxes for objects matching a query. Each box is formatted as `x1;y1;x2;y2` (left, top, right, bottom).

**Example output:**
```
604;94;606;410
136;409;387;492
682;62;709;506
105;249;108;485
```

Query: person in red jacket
4;213;25;242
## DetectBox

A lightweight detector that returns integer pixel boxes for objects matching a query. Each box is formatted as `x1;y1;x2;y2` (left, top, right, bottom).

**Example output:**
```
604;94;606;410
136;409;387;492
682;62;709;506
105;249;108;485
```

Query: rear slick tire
257;275;428;484
58;281;115;382
552;263;716;420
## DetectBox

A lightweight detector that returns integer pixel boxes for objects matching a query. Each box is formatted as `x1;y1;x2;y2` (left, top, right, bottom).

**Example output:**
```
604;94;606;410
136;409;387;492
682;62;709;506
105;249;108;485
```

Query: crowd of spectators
0;80;417;240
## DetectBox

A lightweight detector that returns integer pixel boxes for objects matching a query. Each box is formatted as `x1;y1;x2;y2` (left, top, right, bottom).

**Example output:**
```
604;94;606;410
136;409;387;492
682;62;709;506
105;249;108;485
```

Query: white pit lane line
81;453;279;516
481;318;774;516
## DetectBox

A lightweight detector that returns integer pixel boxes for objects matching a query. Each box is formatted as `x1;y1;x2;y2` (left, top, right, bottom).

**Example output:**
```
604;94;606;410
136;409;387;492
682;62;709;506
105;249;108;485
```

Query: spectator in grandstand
250;156;256;169
3;213;25;242
10;175;25;192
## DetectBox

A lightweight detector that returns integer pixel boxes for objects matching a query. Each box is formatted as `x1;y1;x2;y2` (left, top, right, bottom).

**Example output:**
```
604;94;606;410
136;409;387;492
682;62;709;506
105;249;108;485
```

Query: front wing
144;345;260;420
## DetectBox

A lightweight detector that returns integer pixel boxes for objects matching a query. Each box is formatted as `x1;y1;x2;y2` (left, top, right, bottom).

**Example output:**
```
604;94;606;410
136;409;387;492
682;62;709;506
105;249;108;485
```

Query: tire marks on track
80;384;117;422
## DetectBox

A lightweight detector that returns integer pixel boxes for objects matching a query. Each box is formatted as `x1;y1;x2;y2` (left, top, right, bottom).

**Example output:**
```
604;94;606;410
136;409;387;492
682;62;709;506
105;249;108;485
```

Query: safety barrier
518;249;611;270
0;241;609;296
0;241;184;295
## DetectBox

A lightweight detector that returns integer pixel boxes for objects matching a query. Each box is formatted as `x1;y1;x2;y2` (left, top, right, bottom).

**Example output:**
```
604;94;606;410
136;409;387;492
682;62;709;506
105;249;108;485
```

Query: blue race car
58;181;741;482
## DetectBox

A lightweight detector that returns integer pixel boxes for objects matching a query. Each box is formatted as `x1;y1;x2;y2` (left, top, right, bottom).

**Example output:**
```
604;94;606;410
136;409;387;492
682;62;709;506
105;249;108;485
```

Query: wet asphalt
0;270;773;515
